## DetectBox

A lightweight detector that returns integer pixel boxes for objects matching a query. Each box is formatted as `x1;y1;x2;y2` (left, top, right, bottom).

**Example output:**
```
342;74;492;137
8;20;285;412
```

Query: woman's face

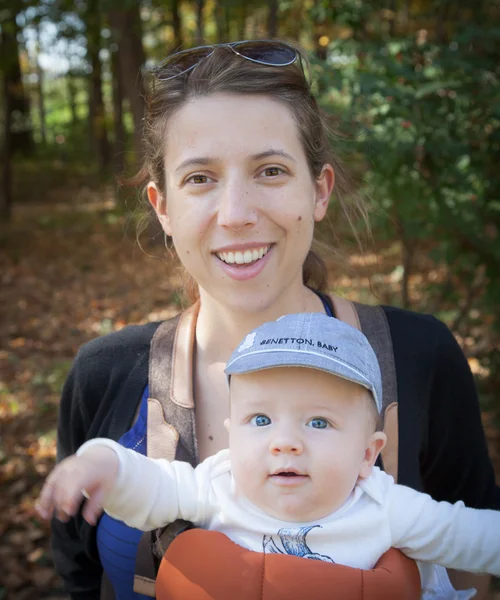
148;93;334;314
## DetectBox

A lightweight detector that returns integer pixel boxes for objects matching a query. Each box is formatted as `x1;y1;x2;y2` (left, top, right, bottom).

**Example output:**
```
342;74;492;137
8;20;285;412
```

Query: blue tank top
95;295;334;597
96;385;151;600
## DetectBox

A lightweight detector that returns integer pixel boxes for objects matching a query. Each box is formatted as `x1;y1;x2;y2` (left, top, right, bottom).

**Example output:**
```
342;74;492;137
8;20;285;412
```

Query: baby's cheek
232;454;260;494
229;452;248;483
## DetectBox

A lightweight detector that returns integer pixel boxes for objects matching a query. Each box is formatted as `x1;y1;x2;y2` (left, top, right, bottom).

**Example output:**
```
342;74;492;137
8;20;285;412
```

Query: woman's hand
36;445;119;525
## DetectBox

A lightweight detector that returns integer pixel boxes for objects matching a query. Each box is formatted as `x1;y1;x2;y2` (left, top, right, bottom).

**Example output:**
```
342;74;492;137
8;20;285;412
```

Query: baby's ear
359;432;387;480
223;418;230;433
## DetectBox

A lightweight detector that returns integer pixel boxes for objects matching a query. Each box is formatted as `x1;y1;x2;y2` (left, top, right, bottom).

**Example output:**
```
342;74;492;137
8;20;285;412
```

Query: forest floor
1;182;499;599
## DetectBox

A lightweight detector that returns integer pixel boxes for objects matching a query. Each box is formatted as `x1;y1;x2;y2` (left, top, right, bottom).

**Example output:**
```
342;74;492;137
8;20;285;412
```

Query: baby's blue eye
307;418;328;429
251;414;271;427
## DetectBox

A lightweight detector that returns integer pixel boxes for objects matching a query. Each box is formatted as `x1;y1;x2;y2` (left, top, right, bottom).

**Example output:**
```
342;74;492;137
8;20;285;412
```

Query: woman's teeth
216;246;270;265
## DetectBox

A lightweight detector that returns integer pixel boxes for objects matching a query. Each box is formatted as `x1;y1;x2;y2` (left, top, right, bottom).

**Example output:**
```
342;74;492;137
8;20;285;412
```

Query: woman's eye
261;167;283;177
186;174;211;184
250;414;271;427
307;418;329;429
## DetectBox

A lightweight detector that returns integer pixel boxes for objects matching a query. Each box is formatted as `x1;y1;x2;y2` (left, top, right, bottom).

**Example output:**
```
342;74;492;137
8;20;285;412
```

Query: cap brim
226;348;381;412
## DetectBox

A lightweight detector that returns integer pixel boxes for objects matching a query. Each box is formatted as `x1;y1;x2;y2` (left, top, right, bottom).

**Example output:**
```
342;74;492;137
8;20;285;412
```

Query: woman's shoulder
67;319;173;404
382;304;446;331
59;319;178;450
381;304;457;351
76;320;163;365
379;304;469;383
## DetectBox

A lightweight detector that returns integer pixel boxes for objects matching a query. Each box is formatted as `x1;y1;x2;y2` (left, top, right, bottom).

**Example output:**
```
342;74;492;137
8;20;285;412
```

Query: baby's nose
270;435;304;455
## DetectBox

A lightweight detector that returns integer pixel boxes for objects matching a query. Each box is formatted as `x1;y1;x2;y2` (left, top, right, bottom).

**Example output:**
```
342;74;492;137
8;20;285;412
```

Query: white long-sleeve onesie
79;440;500;597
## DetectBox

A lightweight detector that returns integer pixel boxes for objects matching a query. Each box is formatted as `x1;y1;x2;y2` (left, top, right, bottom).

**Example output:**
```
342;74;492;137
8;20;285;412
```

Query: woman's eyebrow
175;150;295;173
175;157;216;173
251;149;296;163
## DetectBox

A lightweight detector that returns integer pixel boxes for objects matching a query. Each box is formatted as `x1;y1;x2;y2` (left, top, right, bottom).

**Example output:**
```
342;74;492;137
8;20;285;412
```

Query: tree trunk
1;38;13;221
67;71;79;129
2;10;33;156
283;0;304;40
111;43;125;175
238;2;247;40
214;0;226;43
108;2;146;164
267;0;278;38
399;0;411;36
195;0;204;45
86;0;111;174
388;0;397;37
171;0;184;51
35;29;46;145
435;2;451;44
312;0;327;61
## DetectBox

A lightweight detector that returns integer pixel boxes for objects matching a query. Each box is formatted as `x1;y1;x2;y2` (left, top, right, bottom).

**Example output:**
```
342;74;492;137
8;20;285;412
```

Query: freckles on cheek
297;216;302;221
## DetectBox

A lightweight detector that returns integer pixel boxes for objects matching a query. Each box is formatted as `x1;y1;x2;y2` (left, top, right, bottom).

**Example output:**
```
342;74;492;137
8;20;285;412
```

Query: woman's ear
147;182;172;235
358;431;387;480
313;164;335;222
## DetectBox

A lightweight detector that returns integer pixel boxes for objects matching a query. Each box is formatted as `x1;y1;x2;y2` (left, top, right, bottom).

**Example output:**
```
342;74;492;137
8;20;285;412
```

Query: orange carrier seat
156;529;421;600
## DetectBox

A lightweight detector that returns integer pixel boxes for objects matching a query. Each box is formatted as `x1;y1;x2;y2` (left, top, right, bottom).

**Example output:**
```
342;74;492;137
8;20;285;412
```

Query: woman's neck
195;284;326;363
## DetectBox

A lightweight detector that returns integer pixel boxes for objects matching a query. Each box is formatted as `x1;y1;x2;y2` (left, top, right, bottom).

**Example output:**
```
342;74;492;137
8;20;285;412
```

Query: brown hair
130;41;369;302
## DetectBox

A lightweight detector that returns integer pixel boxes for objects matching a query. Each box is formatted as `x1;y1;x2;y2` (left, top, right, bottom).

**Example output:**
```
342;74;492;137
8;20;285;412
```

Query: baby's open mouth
270;470;308;485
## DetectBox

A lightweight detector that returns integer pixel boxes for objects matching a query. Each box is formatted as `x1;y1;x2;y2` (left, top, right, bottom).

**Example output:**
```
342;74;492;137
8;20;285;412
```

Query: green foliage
310;0;376;29
316;21;500;397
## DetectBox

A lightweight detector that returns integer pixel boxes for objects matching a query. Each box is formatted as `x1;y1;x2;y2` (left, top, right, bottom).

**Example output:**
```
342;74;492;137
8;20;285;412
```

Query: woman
51;40;500;600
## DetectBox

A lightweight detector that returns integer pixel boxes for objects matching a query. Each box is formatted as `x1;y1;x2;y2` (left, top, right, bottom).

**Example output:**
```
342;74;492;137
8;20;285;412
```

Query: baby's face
228;367;383;522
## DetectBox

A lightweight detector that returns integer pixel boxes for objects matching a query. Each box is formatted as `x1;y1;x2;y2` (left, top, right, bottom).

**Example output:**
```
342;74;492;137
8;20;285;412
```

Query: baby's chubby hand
36;445;119;526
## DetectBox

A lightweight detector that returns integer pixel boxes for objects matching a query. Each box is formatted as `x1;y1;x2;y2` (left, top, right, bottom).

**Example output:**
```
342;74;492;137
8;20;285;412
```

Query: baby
37;313;500;599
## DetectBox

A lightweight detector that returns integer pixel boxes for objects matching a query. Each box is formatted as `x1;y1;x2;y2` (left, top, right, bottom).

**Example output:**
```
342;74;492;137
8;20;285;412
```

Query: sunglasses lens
153;47;214;79
234;42;297;66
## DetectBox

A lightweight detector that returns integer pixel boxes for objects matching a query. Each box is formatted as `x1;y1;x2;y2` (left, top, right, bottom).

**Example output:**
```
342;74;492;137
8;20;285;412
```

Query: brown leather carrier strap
133;310;200;597
351;301;399;480
330;295;399;481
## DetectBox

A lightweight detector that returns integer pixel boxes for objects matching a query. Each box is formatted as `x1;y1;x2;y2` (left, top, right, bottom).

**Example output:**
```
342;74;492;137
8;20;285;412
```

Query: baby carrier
101;296;418;599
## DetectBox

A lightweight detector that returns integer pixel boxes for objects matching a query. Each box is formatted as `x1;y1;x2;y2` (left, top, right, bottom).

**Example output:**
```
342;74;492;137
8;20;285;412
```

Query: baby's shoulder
357;467;396;504
198;449;232;480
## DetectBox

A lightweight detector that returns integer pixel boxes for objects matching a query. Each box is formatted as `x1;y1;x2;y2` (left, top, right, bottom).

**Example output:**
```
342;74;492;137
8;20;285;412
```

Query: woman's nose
217;180;257;230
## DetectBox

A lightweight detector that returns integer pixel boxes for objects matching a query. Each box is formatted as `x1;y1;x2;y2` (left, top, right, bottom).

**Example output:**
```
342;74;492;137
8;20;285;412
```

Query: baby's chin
257;499;336;523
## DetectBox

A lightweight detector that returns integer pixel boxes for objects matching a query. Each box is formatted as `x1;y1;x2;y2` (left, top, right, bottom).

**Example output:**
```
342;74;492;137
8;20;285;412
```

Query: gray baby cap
225;313;382;413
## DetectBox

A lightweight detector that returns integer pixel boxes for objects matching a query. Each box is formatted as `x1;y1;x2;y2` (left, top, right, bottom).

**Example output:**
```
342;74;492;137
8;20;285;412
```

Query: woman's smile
215;244;272;265
214;244;275;281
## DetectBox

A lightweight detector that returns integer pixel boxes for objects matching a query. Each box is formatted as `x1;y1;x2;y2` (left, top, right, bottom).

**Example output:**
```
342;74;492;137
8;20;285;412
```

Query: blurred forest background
1;0;500;597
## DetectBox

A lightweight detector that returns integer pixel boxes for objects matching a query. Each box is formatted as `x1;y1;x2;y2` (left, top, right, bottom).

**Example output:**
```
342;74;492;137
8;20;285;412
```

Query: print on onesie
262;525;335;563
261;526;476;600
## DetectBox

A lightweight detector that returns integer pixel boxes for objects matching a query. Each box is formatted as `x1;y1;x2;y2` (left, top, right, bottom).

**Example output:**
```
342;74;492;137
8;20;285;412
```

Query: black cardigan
51;306;500;600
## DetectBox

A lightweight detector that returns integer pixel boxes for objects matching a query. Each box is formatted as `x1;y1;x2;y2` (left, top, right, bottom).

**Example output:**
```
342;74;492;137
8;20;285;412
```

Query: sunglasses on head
151;40;299;81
